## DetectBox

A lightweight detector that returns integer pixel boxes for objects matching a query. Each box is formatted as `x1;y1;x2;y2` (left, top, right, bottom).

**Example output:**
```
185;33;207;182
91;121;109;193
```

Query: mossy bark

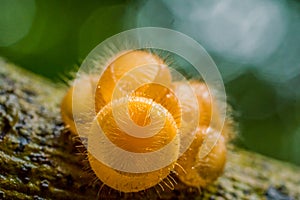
0;58;299;200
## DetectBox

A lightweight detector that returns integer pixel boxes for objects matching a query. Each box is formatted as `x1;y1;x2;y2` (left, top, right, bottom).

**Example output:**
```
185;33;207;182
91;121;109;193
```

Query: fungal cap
176;128;227;187
88;153;174;193
60;75;98;135
95;50;172;112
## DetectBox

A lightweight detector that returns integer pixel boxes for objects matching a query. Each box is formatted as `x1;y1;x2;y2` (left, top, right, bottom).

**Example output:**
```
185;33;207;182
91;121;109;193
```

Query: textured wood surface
0;58;300;200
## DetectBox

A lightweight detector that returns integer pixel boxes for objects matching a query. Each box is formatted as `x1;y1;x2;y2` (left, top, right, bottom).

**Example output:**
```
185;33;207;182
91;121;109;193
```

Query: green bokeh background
0;0;299;165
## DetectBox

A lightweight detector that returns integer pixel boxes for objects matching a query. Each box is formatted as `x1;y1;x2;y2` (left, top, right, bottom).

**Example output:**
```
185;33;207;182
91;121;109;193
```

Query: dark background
0;0;299;165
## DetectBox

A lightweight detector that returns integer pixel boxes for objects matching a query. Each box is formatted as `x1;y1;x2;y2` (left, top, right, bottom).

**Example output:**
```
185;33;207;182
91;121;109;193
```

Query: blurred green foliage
0;0;131;78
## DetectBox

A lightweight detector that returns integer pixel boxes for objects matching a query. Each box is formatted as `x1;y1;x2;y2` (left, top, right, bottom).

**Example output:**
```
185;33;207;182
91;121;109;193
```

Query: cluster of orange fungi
61;50;232;193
